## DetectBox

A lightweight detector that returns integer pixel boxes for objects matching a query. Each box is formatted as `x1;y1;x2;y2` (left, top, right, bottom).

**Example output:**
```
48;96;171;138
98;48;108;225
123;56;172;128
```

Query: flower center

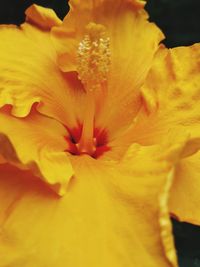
66;22;111;158
65;125;110;159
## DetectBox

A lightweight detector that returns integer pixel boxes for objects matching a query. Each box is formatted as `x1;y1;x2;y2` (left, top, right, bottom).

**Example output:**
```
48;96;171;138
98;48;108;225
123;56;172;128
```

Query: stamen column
76;22;111;155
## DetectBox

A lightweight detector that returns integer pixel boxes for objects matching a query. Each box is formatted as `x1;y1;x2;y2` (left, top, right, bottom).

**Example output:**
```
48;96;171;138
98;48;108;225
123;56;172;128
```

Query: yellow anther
77;22;111;91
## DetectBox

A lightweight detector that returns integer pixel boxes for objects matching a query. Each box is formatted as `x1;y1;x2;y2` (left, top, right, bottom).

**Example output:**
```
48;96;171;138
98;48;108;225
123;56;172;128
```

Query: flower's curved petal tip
181;137;200;158
159;128;200;163
25;4;62;30
129;0;146;9
49;181;70;197
159;168;178;267
0;99;41;118
33;150;75;196
0;112;75;196
41;174;72;197
0;23;80;125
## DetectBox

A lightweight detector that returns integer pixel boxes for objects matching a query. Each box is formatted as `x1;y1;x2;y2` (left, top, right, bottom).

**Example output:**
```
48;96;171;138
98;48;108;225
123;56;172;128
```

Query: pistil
76;22;111;156
77;89;96;154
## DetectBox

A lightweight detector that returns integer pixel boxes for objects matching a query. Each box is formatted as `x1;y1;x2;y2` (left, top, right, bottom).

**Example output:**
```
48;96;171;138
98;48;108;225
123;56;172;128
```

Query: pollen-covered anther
77;23;111;91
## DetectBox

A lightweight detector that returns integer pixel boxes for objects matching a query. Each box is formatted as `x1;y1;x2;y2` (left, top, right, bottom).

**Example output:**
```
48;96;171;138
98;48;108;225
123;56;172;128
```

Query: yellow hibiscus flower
0;1;200;266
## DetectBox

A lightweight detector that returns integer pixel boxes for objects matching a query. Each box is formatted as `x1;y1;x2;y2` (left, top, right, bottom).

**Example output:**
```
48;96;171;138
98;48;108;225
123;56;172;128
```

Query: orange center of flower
65;23;111;158
65;125;110;159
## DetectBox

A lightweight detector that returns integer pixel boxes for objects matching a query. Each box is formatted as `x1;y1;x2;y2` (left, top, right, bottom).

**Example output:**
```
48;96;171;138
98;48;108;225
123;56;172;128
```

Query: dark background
0;1;200;266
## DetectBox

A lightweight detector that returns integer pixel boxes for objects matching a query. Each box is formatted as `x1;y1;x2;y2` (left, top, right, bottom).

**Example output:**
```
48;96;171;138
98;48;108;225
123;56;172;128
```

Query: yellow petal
131;44;200;225
51;0;164;135
0;139;180;267
0;21;85;128
0;110;73;195
25;4;62;30
96;3;164;134
51;0;145;72
169;149;200;226
141;44;200;139
114;44;200;149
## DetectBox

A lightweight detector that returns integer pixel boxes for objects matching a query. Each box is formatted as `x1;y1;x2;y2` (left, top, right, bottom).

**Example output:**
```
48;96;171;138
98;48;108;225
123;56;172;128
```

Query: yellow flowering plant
0;1;200;266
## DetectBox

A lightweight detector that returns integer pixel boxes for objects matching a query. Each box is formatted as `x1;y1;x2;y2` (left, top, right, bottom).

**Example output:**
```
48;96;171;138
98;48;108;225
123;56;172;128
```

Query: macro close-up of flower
0;0;200;266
